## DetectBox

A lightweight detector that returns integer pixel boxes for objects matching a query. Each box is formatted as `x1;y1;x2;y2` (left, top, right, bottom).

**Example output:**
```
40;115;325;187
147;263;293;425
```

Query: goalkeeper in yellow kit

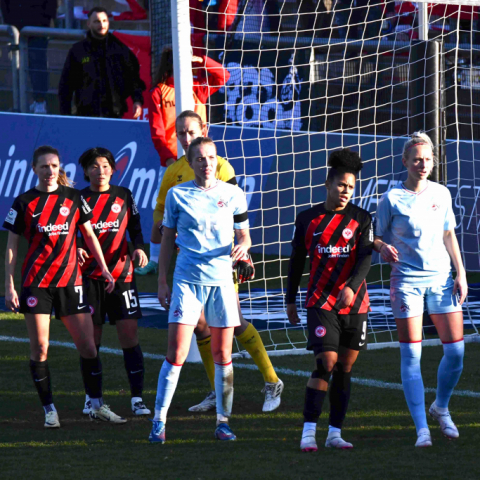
138;110;284;412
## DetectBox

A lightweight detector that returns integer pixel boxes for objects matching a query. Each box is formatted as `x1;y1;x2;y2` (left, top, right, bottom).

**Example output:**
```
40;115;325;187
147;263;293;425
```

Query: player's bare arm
79;221;115;293
231;228;252;263
5;231;20;312
443;229;468;304
157;225;177;309
374;236;399;263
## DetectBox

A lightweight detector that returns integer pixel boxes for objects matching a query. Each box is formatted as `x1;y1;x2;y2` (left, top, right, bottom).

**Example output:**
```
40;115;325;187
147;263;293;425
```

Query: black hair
187;137;216;164
88;7;109;18
32;145;71;187
153;46;174;86
326;148;363;183
78;147;116;182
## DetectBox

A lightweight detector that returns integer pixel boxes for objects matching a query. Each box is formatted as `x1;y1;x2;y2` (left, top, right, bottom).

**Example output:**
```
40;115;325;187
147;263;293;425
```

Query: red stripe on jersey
109;238;129;279
305;214;325;250
305;214;345;305
37;198;76;287
90;198;127;279
306;218;359;308
57;217;81;287
24;197;40;243
89;194;110;225
321;219;360;311
356;283;370;314
22;195;59;285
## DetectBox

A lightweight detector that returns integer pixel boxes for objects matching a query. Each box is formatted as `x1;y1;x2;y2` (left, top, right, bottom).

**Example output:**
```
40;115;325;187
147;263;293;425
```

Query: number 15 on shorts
123;289;138;310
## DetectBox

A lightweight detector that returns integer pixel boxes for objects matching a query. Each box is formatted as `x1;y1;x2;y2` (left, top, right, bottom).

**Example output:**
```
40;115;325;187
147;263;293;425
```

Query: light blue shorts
168;280;240;328
390;276;462;319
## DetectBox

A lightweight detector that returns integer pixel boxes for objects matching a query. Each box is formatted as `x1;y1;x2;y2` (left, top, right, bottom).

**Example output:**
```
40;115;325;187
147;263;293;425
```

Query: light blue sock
154;359;182;422
150;242;160;263
215;362;234;423
400;342;428;432
435;340;464;409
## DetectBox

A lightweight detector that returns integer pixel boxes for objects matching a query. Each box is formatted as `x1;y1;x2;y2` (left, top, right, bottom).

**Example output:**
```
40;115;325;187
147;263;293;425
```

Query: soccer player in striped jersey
3;145;125;427
149;137;251;444
77;147;150;417
286;149;373;452
139;110;283;413
374;132;466;447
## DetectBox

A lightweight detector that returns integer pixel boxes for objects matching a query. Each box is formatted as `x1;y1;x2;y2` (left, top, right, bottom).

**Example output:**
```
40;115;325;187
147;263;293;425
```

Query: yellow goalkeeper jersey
153;155;236;224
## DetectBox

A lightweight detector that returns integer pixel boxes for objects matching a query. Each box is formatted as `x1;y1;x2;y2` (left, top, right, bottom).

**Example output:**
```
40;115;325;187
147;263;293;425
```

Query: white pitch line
1;335;479;399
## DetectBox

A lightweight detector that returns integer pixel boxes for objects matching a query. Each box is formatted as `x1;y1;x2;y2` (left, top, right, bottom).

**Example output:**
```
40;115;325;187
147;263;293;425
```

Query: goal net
151;0;480;353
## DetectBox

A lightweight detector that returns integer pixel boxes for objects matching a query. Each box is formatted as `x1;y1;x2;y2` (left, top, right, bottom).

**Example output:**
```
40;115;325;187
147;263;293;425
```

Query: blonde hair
402;131;436;164
58;168;73;187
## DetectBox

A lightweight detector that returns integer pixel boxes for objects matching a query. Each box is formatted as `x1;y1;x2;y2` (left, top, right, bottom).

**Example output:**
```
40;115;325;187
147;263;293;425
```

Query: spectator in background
58;7;145;118
0;0;57;114
136;46;230;275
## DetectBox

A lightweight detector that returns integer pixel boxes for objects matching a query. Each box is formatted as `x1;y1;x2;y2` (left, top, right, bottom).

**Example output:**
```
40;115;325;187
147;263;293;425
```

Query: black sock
303;386;327;423
96;344;101;355
328;365;352;429
80;356;102;399
29;359;53;406
123;344;145;398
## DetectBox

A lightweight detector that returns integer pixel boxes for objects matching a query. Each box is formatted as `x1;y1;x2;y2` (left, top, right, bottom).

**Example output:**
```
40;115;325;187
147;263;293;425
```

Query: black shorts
307;308;368;355
20;285;88;318
85;278;142;326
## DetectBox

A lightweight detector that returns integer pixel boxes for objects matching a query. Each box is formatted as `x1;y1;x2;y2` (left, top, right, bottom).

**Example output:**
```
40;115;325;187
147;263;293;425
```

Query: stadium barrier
1;111;480;271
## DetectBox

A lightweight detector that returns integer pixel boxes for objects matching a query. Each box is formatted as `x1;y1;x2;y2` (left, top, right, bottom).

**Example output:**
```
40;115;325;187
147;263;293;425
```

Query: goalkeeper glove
234;254;255;283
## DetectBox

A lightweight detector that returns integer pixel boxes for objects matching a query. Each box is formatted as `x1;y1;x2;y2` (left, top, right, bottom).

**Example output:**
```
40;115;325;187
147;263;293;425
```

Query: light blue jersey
163;180;249;285
375;181;456;287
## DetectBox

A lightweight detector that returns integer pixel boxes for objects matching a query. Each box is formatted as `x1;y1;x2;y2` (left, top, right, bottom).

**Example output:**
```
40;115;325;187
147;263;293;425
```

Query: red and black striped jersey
286;202;373;314
3;185;93;288
79;185;144;283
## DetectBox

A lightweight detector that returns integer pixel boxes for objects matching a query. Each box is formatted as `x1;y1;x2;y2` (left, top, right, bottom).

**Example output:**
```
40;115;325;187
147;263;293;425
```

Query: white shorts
168;280;240;328
390;276;462;319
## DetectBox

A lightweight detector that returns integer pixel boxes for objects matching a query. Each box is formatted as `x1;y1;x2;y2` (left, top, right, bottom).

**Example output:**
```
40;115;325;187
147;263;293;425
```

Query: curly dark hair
326;148;363;182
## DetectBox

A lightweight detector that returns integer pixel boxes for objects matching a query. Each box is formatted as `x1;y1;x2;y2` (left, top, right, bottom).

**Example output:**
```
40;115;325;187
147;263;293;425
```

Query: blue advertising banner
0;112;479;271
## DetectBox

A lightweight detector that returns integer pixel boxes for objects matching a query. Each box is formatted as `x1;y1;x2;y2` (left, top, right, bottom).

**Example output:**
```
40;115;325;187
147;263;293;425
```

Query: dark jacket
58;32;146;118
0;0;57;29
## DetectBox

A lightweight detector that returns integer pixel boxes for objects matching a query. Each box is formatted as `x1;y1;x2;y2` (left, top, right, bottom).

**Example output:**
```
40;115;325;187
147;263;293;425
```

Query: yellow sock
197;336;215;391
236;323;279;384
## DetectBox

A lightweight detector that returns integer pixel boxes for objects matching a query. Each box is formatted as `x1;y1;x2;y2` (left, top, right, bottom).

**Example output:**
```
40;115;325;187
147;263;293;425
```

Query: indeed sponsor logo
92;219;119;230
38;222;69;233
317;244;350;255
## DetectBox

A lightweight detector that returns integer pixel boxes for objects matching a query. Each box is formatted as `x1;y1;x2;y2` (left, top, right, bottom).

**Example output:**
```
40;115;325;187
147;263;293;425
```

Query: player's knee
194;319;210;338
211;346;231;365
312;359;334;382
31;342;49;361
335;362;353;374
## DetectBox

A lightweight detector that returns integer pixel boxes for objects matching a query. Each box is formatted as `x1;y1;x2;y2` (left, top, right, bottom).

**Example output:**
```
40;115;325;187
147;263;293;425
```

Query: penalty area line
1;335;479;399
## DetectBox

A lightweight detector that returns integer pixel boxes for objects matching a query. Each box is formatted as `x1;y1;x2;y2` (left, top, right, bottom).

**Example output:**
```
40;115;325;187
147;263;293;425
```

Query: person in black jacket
0;0;57;114
58;7;145;119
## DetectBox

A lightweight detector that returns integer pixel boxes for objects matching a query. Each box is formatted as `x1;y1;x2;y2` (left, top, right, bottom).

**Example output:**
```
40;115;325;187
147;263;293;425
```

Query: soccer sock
197;336;216;391
303;386;327;423
236;323;279;384
80;355;103;402
400;342;428;432
328;365;352;429
435;340;465;409
154;358;183;423
123;344;145;398
215;361;234;424
150;242;160;263
302;422;317;439
29;359;53;406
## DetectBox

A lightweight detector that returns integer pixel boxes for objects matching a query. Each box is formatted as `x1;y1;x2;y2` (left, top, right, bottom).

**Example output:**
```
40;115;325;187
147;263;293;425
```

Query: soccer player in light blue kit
374;132;467;448
149;137;251;443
